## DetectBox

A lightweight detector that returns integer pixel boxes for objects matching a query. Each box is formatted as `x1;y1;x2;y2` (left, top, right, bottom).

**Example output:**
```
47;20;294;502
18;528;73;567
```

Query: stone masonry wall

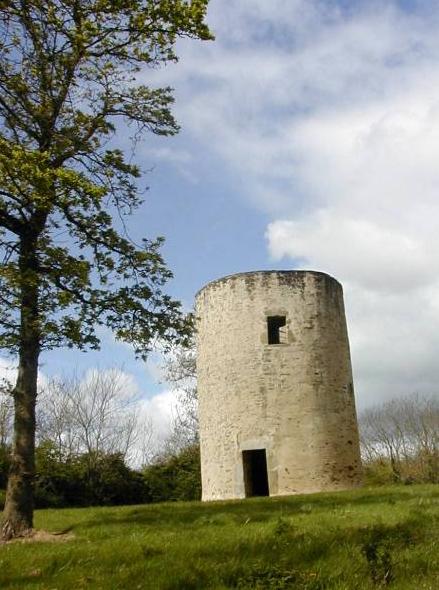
196;271;362;501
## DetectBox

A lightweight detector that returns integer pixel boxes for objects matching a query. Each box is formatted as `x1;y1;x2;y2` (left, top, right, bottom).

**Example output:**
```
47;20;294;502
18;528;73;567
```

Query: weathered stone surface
196;270;362;501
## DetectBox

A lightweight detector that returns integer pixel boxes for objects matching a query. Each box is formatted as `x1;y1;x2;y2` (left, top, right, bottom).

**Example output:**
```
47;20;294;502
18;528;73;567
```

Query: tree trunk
1;238;40;541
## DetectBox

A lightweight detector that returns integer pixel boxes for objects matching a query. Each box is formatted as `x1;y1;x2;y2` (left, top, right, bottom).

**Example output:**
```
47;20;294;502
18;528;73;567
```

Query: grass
0;484;438;589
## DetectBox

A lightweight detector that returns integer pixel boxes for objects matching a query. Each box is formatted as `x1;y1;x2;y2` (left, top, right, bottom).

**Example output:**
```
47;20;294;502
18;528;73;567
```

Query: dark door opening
242;449;269;497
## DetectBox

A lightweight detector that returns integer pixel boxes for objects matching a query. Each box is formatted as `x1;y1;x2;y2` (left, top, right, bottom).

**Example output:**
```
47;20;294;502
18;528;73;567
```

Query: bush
33;442;148;508
3;442;201;508
0;445;10;488
34;441;72;507
143;445;201;503
362;452;439;487
76;452;148;506
362;459;395;486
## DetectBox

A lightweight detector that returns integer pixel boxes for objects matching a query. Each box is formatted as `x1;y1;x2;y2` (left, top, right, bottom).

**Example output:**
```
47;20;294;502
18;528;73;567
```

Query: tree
148;342;201;500
37;369;139;463
34;369;154;508
34;443;148;508
0;379;12;488
0;379;12;450
0;1;212;539
143;444;200;502
359;393;438;484
162;341;198;455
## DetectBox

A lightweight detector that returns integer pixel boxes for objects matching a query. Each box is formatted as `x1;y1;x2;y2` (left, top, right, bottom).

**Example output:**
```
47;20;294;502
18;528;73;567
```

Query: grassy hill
0;484;437;589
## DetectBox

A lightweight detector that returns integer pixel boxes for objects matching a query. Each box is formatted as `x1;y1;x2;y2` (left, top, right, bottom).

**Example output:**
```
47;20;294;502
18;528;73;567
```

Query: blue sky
2;0;439;439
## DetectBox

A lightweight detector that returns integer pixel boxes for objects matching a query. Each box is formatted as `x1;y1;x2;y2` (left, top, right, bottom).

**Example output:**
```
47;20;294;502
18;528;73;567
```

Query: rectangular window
267;316;287;344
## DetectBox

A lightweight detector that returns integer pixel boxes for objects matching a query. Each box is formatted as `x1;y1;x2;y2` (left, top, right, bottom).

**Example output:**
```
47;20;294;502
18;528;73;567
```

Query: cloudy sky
3;0;439;441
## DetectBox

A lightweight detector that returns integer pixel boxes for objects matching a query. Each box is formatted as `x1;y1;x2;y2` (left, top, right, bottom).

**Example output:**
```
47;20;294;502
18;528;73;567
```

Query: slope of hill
0;484;437;589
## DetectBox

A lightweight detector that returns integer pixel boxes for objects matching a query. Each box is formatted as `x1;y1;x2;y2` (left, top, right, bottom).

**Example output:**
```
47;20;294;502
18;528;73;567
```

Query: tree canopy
0;0;211;355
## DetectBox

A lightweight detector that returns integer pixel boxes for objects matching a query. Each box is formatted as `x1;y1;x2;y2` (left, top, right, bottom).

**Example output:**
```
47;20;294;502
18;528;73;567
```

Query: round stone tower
195;270;362;501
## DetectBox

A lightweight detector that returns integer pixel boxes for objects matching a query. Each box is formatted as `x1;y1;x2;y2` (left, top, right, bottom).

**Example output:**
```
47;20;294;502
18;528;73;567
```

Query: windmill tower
196;270;362;500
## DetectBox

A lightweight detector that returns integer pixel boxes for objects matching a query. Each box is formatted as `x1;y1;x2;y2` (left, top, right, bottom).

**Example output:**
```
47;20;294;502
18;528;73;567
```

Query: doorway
242;449;269;497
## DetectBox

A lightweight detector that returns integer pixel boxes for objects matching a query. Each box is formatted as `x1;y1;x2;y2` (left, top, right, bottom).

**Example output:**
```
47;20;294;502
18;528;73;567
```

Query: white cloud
0;357;17;387
267;212;433;293
345;283;439;407
141;146;198;183
138;389;176;440
150;1;439;405
0;356;49;391
144;350;168;384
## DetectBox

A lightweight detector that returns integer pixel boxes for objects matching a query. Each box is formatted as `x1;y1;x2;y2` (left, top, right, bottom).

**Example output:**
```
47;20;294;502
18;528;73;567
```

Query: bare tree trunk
1;239;40;541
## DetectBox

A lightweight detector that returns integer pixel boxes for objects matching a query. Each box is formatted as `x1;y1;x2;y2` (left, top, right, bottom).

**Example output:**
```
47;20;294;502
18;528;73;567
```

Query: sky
2;0;439;444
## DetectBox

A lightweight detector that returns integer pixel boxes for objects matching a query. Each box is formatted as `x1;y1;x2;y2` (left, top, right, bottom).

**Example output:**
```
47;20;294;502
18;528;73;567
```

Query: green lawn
0;485;438;589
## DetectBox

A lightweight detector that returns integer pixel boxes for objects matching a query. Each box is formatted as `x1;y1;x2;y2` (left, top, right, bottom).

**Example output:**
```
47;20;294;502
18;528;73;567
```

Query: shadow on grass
3;510;433;590
68;485;437;532
1;529;324;589
158;514;430;590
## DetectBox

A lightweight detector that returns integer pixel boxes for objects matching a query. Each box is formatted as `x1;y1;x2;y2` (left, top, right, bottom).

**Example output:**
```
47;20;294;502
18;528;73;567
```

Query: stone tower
195;270;362;501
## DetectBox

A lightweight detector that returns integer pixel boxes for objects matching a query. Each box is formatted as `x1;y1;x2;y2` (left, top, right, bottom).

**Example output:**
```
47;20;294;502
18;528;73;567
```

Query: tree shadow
64;484;436;532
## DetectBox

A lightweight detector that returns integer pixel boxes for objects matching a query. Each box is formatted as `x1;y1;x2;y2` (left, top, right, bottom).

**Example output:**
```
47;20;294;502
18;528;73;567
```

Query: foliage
31;442;201;508
359;393;438;484
33;442;148;508
162;341;199;454
33;441;73;508
143;444;201;502
361;459;397;487
0;444;9;489
0;485;437;589
0;380;12;448
0;380;12;488
30;441;200;508
0;0;212;356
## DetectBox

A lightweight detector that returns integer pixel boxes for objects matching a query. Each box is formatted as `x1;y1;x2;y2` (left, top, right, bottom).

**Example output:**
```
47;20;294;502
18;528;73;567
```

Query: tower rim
195;270;341;299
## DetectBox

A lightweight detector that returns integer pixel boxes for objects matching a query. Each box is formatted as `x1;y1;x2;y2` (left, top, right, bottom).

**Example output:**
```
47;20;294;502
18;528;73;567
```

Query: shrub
362;459;395;486
0;444;10;488
4;442;201;508
78;452;147;506
143;445;201;502
33;442;148;507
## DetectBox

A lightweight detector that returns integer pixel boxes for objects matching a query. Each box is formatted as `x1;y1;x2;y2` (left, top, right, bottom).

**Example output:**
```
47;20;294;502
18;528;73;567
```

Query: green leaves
0;0;211;356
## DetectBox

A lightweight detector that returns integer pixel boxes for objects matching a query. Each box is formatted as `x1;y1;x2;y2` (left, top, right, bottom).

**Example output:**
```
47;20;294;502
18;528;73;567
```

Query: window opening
242;449;269;497
267;316;287;344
